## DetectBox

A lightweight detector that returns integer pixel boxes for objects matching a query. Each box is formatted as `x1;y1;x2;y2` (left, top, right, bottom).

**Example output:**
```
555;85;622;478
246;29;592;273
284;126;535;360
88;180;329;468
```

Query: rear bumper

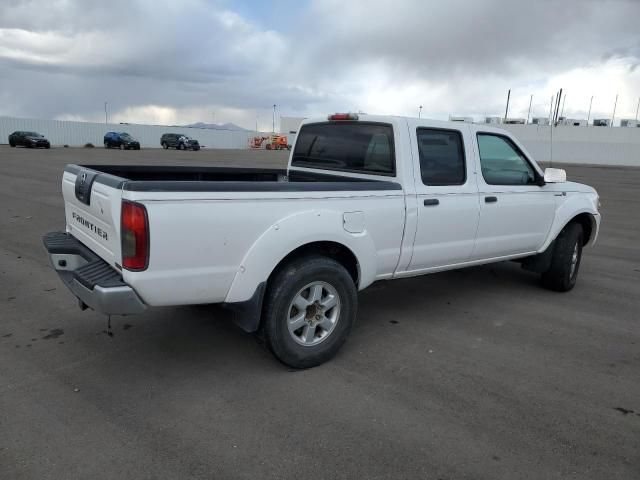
43;232;146;315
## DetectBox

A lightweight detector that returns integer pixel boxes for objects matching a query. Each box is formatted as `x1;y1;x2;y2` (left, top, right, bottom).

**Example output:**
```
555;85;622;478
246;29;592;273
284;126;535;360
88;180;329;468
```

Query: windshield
25;132;41;137
120;133;134;140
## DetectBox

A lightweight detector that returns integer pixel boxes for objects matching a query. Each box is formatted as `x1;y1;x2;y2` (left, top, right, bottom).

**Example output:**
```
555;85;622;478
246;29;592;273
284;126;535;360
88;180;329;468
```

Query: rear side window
417;128;466;185
292;122;395;176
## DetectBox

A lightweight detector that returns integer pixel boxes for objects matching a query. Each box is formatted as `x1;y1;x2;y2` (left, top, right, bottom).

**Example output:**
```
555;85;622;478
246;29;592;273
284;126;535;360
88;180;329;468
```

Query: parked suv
104;132;140;150
161;133;200;151
8;131;51;148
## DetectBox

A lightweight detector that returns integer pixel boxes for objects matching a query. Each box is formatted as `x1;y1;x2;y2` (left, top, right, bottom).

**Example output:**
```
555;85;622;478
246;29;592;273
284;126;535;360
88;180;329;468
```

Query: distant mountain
184;122;248;131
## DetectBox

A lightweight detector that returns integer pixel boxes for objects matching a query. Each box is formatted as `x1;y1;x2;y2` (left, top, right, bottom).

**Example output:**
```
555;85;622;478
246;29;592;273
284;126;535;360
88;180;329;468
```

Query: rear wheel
120;143;125;150
9;141;15;147
261;255;357;368
541;223;584;292
178;143;185;150
104;142;109;149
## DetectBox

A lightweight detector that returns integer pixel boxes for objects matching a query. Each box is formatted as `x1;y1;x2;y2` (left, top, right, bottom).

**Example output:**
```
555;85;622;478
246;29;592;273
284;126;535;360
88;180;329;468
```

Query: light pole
587;96;593;124
504;89;511;121
272;104;276;133
635;96;639;122
418;105;423;118
526;94;533;124
611;93;618;127
104;102;108;125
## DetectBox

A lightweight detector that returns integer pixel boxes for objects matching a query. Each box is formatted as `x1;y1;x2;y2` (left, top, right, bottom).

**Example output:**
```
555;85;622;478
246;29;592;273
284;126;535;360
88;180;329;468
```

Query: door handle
423;198;440;206
485;196;498;203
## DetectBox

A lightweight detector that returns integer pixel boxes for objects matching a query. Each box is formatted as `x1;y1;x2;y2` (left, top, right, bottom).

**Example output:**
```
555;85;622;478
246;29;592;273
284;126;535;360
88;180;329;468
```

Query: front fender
540;193;599;252
223;209;377;304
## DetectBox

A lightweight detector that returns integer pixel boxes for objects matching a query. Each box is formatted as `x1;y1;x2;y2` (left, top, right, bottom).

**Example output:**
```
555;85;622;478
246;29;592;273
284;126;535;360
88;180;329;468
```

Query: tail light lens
121;200;149;271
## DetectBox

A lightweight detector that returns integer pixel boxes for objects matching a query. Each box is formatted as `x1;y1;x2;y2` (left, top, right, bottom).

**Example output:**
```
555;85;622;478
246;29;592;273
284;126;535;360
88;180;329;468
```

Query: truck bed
59;161;406;310
65;164;402;192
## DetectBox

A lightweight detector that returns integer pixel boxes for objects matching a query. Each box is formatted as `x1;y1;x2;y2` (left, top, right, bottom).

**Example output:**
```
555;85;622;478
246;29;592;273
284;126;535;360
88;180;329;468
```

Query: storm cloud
0;0;639;127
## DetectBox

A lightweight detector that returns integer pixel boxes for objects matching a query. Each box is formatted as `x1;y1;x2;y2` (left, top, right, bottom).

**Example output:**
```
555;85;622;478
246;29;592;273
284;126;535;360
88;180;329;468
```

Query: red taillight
121;200;149;271
328;113;359;121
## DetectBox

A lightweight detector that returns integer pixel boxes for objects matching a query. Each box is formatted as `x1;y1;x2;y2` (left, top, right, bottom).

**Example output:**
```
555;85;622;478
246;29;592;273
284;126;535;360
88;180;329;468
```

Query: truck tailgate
62;166;123;267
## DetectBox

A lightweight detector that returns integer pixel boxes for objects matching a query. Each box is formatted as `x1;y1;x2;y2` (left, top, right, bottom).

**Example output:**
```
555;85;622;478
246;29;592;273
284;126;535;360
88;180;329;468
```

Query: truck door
406;123;480;271
470;131;555;260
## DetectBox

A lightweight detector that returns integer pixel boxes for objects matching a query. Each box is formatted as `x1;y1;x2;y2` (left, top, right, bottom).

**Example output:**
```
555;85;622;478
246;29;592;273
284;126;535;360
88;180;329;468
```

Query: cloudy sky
1;0;639;129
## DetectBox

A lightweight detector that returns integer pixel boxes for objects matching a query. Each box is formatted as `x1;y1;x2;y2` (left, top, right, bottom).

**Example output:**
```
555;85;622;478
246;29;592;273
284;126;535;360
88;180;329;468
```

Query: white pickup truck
44;114;601;367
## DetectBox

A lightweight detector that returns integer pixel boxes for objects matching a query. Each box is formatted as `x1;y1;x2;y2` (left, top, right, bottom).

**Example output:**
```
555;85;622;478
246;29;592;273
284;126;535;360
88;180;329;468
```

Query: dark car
160;133;200;151
104;132;140;150
8;131;51;148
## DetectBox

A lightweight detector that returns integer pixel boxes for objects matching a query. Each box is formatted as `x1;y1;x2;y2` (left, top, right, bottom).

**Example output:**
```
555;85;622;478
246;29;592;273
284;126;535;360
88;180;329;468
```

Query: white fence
0;116;260;149
1;115;639;166
497;124;640;166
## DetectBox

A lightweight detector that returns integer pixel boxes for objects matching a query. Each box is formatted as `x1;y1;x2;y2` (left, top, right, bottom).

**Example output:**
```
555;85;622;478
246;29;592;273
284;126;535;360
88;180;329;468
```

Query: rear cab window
291;122;396;176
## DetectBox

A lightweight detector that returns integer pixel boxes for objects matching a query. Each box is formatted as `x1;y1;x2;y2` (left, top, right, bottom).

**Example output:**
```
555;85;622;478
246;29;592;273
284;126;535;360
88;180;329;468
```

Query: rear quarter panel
122;190;405;306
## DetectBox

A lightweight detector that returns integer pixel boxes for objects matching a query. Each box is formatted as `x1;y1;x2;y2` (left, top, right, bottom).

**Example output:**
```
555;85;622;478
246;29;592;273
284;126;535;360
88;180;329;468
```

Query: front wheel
261;255;357;369
9;141;15;147
162;142;168;149
541;222;584;292
120;143;125;150
178;143;185;150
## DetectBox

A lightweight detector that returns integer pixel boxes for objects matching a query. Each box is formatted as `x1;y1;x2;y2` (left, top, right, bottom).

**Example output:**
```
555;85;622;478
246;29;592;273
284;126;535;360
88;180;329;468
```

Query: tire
104;142;109;149
120;143;125;150
178;143;185;150
9;141;15;147
261;255;357;369
541;222;584;292
162;142;168;150
45;144;50;149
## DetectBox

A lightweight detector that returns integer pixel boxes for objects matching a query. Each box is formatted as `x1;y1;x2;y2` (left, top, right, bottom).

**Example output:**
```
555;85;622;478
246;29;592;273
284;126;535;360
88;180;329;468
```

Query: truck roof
300;114;512;135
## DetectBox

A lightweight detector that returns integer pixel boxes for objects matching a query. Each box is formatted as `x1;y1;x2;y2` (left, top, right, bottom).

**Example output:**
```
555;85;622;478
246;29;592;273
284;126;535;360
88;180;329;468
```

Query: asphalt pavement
1;145;639;479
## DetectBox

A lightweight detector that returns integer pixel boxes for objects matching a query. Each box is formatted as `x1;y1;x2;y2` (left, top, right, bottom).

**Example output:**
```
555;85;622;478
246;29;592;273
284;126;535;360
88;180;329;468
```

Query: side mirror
544;167;566;183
